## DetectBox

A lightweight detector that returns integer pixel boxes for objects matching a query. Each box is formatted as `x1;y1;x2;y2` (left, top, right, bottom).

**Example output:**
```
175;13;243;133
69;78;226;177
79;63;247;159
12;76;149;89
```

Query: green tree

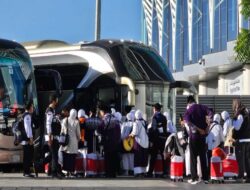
235;0;250;64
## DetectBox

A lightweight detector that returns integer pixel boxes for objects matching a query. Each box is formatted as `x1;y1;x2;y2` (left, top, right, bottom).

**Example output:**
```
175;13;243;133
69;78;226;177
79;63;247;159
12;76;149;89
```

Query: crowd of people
19;94;250;184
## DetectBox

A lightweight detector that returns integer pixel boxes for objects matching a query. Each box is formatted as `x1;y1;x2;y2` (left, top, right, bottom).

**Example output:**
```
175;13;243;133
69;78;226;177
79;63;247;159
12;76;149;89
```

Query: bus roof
81;39;175;82
0;39;26;50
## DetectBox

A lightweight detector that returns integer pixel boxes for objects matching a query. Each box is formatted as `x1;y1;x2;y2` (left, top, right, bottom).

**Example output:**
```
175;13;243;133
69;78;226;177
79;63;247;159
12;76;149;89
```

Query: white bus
24;39;196;121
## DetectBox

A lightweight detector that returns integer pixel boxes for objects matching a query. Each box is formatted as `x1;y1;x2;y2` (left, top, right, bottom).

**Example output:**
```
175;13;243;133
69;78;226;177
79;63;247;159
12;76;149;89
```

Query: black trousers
37;139;60;176
207;150;212;177
49;139;60;175
189;138;208;181
23;144;34;174
104;150;119;177
148;137;167;175
235;142;250;179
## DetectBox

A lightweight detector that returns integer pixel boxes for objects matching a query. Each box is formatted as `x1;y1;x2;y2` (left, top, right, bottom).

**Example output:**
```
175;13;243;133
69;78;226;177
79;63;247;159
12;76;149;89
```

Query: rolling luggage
44;163;50;174
210;156;224;183
85;137;99;177
97;153;105;176
154;154;163;176
44;153;50;175
223;147;238;179
75;149;87;176
170;155;184;181
85;153;98;176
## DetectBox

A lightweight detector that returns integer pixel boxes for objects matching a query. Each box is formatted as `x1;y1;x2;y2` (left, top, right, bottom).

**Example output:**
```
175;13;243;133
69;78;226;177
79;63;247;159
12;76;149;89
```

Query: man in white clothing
22;101;35;177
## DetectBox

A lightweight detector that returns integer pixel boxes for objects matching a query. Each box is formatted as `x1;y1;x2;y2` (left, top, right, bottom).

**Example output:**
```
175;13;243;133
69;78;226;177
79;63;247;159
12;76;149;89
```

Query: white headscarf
129;110;135;121
69;109;77;121
213;113;221;124
111;108;116;115
135;110;143;120
114;112;122;122
163;111;171;120
221;111;230;121
126;113;134;121
78;109;88;118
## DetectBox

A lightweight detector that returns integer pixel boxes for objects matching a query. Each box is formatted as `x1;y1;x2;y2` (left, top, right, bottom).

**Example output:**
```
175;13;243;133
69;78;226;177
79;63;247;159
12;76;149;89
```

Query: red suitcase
44;163;49;174
223;147;238;179
75;149;87;175
210;156;224;183
170;155;184;181
97;154;105;176
85;153;98;177
154;154;163;176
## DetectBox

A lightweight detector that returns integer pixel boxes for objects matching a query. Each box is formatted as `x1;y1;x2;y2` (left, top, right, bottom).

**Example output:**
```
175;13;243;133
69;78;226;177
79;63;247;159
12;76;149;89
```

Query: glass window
169;7;173;72
162;3;170;65
0;57;26;108
175;0;184;71
202;0;210;54
197;0;203;60
220;0;227;51
152;7;159;52
183;0;189;65
213;0;220;52
227;0;237;41
192;0;201;63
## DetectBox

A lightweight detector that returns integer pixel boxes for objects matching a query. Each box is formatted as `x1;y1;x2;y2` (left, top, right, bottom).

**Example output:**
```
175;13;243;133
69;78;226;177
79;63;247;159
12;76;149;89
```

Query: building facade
142;0;250;95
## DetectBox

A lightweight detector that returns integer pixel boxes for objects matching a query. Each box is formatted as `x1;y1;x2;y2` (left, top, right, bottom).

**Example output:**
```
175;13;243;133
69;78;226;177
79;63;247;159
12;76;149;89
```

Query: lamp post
95;0;101;41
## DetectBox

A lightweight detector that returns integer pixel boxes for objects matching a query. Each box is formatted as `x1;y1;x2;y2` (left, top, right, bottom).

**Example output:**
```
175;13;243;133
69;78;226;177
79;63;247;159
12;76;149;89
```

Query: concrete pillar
242;64;250;95
198;82;207;95
218;75;225;95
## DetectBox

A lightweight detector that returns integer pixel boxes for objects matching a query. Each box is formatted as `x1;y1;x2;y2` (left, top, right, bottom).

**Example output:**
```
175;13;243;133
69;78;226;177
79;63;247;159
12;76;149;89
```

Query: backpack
13;113;29;146
148;113;167;142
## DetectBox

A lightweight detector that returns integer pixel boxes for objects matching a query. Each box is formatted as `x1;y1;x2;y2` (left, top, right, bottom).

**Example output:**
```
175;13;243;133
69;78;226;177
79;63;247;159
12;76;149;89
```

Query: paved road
0;173;249;190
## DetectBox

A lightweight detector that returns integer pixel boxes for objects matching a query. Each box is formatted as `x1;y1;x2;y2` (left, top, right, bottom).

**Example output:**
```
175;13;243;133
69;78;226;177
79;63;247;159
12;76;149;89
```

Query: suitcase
223;147;238;179
75;149;87;176
44;163;49;174
170;155;184;181
154;154;163;176
210;156;224;183
85;153;98;177
97;154;105;176
44;153;50;174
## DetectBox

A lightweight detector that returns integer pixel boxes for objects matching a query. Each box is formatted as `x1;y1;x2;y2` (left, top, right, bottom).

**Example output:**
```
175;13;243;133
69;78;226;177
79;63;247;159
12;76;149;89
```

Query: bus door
73;88;95;114
96;84;129;114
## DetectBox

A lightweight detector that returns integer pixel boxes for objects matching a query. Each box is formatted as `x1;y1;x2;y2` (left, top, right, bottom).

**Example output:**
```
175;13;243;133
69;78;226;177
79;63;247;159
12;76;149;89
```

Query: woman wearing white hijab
78;109;88;119
60;109;81;175
121;113;135;176
163;111;176;134
129;110;149;177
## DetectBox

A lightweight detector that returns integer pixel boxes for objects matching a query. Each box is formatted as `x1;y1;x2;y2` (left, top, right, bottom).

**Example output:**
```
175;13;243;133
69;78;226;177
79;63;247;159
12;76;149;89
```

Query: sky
0;0;142;44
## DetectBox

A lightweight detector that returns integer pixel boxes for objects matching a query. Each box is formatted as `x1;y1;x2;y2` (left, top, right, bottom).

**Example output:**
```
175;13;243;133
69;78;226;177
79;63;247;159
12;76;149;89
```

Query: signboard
225;71;243;95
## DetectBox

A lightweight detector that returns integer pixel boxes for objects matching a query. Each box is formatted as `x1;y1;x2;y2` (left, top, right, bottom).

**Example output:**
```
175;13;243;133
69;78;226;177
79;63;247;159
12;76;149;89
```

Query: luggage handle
228;146;235;155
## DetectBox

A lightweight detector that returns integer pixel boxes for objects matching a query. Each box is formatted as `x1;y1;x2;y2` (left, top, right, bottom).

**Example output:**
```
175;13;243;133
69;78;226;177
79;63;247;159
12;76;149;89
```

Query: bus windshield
0;57;31;110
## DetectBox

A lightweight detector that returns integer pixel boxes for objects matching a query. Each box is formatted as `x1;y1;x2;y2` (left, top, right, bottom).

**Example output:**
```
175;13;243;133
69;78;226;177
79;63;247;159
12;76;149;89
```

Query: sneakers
203;180;209;184
187;179;209;185
187;179;194;183
187;179;201;185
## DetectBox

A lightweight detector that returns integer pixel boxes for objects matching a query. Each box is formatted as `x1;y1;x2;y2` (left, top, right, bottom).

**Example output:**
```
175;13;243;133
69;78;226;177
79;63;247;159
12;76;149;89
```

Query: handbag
123;136;134;151
59;118;69;146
